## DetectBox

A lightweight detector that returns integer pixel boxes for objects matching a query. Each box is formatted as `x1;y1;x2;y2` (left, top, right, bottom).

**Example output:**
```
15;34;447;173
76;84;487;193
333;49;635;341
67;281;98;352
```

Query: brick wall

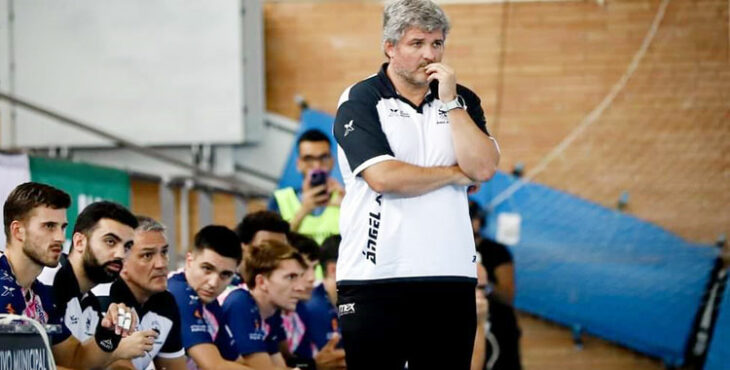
264;0;729;243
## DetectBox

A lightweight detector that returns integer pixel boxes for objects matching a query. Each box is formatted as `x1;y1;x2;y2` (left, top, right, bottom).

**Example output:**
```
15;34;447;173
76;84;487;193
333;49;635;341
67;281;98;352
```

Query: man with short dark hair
234;211;290;287
168;225;253;369
235;211;290;248
102;216;186;369
332;0;500;368
42;200;157;367
1;183;148;368
278;232;346;370
273;129;343;244
304;235;341;353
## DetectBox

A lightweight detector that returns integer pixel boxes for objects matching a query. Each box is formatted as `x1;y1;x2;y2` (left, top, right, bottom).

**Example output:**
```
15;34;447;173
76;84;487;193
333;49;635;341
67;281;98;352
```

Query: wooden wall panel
264;0;729;243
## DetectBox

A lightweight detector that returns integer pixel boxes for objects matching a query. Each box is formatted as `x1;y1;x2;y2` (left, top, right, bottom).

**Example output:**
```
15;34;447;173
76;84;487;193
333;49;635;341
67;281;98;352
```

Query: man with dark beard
40;201;159;366
2;183;152;369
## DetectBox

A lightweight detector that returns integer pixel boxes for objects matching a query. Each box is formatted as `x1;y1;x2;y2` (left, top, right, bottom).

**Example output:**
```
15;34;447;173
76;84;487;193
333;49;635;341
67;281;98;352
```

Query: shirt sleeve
265;313;285;355
303;299;331;350
457;85;490;136
293;305;314;359
169;284;213;350
47;285;72;345
334;98;395;177
221;290;268;356
158;294;185;358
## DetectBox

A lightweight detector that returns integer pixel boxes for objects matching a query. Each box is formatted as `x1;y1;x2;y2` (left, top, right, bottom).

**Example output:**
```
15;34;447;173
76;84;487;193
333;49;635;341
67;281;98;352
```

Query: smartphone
309;170;328;195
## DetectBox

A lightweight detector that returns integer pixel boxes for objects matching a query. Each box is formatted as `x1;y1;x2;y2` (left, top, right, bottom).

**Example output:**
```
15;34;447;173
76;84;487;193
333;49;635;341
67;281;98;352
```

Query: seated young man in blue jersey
1;182;148;369
219;239;307;369
168;225;251;369
278;232;345;370
104;216;186;370
303;235;342;355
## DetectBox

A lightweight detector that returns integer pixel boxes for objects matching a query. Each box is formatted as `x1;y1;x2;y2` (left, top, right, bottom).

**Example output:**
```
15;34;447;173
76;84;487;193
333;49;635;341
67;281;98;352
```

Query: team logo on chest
387;107;410;118
436;109;449;125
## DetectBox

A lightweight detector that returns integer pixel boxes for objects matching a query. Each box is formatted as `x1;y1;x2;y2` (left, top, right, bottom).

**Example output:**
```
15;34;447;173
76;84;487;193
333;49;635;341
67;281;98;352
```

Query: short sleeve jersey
333;63;494;283
303;284;340;351
167;272;238;362
280;301;315;359
39;254;101;344
218;285;283;357
104;278;185;369
0;255;69;344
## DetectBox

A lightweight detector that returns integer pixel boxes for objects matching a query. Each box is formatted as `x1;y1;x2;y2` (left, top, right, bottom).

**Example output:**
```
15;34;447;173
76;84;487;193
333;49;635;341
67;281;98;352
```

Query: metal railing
0;91;272;196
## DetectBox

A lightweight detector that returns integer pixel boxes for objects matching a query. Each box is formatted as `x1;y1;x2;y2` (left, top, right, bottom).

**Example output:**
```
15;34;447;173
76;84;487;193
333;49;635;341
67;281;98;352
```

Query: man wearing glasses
273;129;343;245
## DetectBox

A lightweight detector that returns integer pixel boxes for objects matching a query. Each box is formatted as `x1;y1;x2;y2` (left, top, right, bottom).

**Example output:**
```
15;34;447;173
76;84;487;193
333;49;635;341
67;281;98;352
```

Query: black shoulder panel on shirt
150;290;181;317
456;84;489;136
347;74;388;105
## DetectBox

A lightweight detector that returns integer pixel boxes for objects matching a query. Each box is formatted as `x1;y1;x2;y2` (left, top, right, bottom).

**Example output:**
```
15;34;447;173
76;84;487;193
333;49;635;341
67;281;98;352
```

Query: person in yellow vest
273;129;343;245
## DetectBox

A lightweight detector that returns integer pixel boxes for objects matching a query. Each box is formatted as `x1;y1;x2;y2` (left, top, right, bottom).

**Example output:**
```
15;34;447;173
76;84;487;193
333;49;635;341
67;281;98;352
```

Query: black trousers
338;279;477;370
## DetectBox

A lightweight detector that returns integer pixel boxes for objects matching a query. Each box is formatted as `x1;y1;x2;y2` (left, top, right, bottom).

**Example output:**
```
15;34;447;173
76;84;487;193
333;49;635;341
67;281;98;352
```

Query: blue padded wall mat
470;172;718;366
276;109;343;191
704;280;730;370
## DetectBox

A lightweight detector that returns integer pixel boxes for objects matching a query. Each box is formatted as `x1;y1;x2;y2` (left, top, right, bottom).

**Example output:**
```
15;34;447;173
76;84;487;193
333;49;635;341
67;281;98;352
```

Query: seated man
304;235;342;353
42;201;154;355
272;129;343;244
103;216;186;370
278;232;345;370
470;201;521;370
219;240;306;369
168;225;252;369
233;210;289;288
1;183;147;369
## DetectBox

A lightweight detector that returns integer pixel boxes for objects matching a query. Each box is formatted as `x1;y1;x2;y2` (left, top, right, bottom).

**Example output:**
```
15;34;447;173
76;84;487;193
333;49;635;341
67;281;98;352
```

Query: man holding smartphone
273;129;344;244
332;0;501;369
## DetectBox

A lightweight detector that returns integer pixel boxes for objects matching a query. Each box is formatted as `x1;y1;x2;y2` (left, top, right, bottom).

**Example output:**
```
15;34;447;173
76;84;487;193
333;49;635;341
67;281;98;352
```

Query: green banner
29;156;130;244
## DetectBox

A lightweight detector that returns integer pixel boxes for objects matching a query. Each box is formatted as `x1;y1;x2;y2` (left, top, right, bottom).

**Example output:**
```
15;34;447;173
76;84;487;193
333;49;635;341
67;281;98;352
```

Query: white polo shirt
333;63;496;285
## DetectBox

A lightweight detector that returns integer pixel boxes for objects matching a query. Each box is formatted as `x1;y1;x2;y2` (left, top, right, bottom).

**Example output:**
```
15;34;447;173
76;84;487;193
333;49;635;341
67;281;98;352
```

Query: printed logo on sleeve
344;120;355;137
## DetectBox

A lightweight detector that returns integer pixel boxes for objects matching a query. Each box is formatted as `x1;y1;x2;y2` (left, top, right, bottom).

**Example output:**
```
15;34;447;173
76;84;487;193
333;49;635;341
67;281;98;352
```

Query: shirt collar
110;278;141;310
57;254;84;298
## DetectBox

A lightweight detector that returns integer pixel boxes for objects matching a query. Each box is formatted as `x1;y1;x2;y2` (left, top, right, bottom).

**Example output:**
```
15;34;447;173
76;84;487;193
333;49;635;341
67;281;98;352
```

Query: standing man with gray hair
333;0;500;369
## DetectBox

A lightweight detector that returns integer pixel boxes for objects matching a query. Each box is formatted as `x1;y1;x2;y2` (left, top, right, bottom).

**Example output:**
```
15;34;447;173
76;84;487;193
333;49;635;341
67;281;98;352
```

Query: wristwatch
442;96;464;112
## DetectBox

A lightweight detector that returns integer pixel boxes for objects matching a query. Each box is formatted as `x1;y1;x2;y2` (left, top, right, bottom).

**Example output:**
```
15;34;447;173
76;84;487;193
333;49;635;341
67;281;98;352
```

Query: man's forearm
448;109;500;182
53;336;113;369
471;323;486;370
361;160;470;197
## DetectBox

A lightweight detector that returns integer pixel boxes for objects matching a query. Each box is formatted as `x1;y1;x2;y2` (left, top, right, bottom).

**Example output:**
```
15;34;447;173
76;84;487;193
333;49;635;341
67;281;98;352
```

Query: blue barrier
704;279;730;370
470;172;718;366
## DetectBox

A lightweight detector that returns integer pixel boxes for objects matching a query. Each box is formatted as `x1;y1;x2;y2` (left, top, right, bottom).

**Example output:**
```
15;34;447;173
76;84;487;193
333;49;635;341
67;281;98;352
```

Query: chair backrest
0;314;56;369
